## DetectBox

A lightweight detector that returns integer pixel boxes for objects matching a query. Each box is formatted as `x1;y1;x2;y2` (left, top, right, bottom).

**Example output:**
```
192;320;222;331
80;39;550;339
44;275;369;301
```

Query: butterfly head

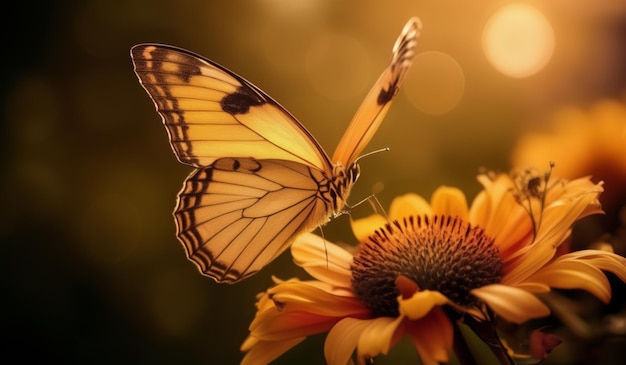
327;162;361;216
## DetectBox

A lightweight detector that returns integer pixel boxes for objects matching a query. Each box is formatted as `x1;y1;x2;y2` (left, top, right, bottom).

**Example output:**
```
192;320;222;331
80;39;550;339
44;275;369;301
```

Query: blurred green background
2;1;625;364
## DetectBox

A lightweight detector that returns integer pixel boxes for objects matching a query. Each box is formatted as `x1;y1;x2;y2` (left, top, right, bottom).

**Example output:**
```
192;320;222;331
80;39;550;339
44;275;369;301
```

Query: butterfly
130;17;420;283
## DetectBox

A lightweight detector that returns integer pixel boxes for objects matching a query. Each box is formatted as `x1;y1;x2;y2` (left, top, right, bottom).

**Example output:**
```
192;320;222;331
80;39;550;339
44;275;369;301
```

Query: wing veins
230;113;325;169
222;197;318;277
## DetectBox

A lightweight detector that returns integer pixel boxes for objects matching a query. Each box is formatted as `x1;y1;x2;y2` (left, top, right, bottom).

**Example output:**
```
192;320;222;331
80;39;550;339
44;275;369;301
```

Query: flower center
351;215;503;317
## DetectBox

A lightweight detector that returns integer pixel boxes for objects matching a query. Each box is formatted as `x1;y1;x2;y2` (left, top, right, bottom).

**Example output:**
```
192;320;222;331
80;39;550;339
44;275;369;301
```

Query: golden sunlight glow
305;34;372;100
405;51;465;115
482;3;555;78
258;0;324;18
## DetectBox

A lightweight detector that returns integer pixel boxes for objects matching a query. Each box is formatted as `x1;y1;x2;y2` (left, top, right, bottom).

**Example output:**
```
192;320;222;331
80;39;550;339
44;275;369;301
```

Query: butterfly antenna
354;147;390;164
348;193;389;219
369;194;389;219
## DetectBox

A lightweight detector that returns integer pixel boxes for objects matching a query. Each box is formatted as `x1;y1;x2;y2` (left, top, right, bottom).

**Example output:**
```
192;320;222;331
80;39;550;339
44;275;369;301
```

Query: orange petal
396;275;420;299
389;193;432;220
430;186;469;219
526;250;626;303
469;174;533;256
472;284;550;324
562;249;626;283
351;193;434;242
250;306;344;341
504;186;604;284
325;318;374;365
260;281;368;319
351;214;387;242
527;260;611;302
514;282;551;293
241;336;305;365
406;307;453;365
356;316;405;360
291;233;354;288
246;280;368;344
398;290;449;320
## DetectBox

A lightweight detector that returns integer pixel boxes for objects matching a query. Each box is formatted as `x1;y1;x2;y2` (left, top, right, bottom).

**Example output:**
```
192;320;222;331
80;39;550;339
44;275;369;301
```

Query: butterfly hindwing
131;44;331;171
175;158;331;283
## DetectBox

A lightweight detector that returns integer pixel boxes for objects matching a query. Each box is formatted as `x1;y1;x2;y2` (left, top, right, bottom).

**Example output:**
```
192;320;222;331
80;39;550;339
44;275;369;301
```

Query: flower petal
514;282;551;293
406;307;453;365
356;316;405;361
469;174;533;257
325;318;378;365
250;307;343;341
472;284;550;324
241;336;305;365
525;250;626;303
292;233;354;288
248;280;369;342
351;214;388;242
503;183;603;284
430;186;469;219
325;318;364;365
389;193;432;220
261;281;369;319
525;259;612;303
398;290;449;320
561;249;626;283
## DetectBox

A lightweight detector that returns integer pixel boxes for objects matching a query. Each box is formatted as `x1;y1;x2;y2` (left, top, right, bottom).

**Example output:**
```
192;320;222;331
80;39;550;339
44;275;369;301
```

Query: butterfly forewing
332;17;421;166
131;44;331;171
131;18;420;283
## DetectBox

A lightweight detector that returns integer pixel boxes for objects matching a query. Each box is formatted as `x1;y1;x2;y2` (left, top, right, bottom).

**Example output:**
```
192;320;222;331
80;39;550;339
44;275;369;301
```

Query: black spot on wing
176;62;203;83
377;78;400;105
221;86;266;115
213;158;262;172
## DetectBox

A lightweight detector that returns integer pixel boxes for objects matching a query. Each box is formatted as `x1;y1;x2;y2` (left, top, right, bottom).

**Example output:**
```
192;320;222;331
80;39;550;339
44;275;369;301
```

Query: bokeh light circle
483;3;555;78
405;51;465;115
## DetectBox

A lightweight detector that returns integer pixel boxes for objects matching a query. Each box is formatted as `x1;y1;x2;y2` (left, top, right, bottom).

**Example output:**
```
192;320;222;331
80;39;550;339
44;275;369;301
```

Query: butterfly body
131;17;421;283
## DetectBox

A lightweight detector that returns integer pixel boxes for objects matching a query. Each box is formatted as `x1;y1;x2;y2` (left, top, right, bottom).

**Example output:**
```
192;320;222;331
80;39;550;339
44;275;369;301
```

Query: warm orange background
2;1;625;364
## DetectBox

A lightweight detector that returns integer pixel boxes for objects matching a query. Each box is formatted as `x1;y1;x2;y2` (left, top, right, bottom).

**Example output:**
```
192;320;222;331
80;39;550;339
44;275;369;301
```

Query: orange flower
241;233;453;365
511;97;626;254
511;99;626;184
241;169;626;364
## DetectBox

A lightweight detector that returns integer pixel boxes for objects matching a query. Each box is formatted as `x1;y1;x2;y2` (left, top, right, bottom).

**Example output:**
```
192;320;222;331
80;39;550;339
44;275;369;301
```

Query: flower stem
452;321;478;365
484;332;515;365
464;314;516;365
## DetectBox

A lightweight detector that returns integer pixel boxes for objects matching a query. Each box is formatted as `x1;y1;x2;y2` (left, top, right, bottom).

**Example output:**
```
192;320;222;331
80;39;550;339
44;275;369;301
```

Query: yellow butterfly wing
332;17;421;166
130;18;420;283
176;158;333;283
131;44;331;171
